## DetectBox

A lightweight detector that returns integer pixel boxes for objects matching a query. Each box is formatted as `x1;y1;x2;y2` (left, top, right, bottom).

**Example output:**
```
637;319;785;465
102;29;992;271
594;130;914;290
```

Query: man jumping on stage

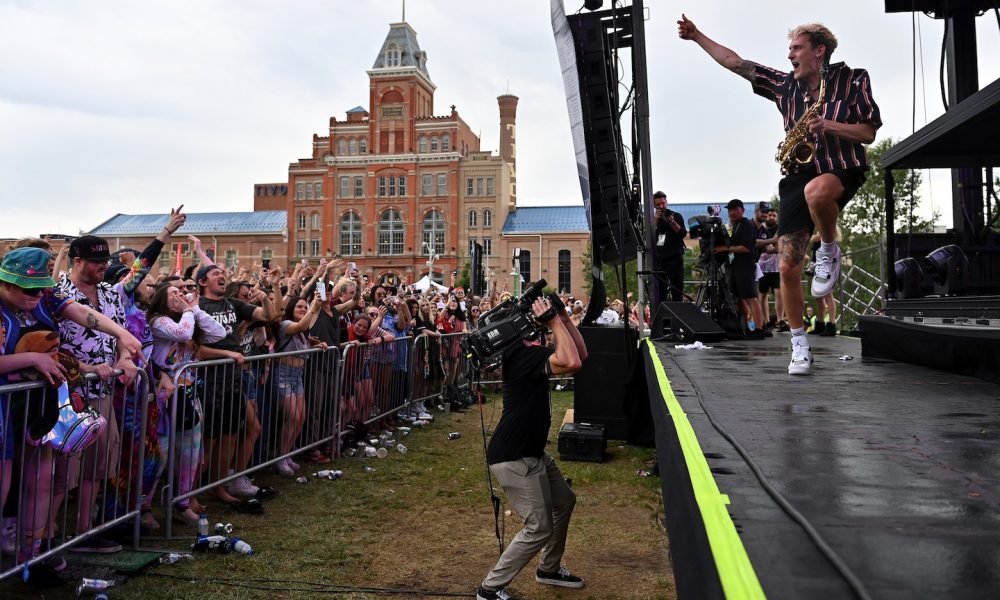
677;15;881;375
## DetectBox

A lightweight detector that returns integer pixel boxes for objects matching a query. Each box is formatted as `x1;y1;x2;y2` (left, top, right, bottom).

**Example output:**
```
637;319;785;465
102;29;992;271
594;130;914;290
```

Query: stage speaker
652;302;726;343
573;325;638;440
568;10;639;266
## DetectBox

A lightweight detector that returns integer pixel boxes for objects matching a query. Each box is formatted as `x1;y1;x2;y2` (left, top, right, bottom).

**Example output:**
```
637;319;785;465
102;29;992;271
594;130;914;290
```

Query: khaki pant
481;453;576;591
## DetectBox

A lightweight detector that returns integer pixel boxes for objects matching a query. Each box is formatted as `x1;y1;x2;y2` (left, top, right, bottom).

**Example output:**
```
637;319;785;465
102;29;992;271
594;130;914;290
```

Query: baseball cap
758;201;774;212
196;264;224;283
725;199;744;210
69;235;111;261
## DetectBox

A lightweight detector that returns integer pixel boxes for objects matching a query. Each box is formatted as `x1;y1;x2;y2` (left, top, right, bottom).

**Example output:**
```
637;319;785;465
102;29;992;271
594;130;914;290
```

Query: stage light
893;257;931;299
925;245;969;296
583;0;604;10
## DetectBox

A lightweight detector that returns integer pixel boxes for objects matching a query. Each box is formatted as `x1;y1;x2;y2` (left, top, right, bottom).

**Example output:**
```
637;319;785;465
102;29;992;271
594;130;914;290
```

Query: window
430;136;439;152
558;250;572;293
388;176;397;197
296;212;306;229
442;134;451;151
225;250;238;269
354;176;364;197
311;212;321;230
518;250;531;286
297;241;306;256
379;209;405;255
476;177;484;196
260;249;273;261
378;176;386;197
483;209;493;227
315;182;323;198
422;210;445;255
349;139;357;155
311;240;320;256
340;176;349;198
159;253;170;270
418;136;428;153
385;44;400;67
306;182;314;200
468;209;477;228
421;174;432;196
398;175;406;196
359;138;367;154
296;182;305;200
337;139;346;154
482;237;492;256
466;178;474;196
340;212;362;256
486;177;494;196
437;173;447;195
468;237;477;257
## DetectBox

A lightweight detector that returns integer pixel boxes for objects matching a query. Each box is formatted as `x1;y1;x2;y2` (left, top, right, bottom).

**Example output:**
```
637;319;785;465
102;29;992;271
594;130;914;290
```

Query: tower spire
402;0;406;22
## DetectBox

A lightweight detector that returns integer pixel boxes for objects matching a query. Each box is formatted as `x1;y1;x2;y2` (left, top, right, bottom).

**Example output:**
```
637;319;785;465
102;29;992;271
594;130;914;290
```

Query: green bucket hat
0;247;57;289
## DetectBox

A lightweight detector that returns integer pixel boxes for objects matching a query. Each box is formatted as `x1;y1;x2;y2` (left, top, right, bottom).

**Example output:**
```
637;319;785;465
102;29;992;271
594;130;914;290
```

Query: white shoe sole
535;574;585;588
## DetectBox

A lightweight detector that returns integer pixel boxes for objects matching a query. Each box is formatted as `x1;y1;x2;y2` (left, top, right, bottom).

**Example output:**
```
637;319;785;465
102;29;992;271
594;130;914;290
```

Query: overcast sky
1;0;998;239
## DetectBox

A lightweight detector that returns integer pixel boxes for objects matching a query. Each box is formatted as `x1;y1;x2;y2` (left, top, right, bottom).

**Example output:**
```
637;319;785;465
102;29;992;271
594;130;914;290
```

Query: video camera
460;278;563;370
687;213;729;245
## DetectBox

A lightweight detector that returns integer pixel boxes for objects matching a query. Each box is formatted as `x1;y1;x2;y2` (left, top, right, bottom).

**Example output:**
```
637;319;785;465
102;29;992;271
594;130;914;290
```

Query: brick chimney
497;94;518;207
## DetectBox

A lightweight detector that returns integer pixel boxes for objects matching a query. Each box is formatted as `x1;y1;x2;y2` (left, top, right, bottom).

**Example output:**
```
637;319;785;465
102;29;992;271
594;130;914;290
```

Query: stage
643;334;1000;599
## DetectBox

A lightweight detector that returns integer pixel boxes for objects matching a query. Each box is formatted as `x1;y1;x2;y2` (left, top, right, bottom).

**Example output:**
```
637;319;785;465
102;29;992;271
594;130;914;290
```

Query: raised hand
677;14;698;40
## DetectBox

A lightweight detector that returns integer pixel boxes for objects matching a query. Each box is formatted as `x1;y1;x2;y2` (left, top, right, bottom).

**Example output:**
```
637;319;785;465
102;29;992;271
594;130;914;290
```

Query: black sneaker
819;322;837;337
535;566;585;588
69;534;122;554
476;585;511;600
39;539;66;572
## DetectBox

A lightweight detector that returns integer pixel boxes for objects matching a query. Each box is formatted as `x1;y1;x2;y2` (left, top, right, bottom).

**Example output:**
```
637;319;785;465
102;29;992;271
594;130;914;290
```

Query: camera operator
715;199;766;337
652;191;687;305
477;296;588;600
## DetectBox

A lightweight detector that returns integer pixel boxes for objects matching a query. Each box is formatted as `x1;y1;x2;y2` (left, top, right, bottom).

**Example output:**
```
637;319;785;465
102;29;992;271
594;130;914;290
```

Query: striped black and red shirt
751;61;882;174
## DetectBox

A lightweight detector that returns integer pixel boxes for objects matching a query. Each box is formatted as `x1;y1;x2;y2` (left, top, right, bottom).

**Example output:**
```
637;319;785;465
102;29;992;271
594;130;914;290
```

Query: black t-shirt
310;307;341;347
729;217;756;269
486;343;555;465
654;209;688;266
199;296;257;353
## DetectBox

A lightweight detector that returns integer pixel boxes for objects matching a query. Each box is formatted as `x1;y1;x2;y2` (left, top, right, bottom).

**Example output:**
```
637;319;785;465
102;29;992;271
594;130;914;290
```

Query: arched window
430;136;439;152
296;212;306;230
311;212;321;230
558;250;572;293
468;209;477;228
378;209;404;255
441;134;451;151
340;212;362;256
422;210;445;256
418;136;428;153
337;139;346;154
385;44;401;67
359;137;368;154
349;139;358;155
483;209;493;227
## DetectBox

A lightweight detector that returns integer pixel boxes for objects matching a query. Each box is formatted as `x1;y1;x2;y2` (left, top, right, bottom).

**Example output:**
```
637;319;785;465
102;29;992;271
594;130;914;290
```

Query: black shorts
201;367;248;438
758;272;781;294
777;167;866;237
729;263;758;300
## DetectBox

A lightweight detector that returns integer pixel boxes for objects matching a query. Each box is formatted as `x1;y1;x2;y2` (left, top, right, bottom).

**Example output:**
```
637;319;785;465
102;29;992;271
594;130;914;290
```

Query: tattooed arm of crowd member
60;302;143;383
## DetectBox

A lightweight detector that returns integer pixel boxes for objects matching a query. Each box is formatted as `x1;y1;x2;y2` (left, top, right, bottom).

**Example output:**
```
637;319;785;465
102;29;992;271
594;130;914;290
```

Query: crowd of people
0;206;592;586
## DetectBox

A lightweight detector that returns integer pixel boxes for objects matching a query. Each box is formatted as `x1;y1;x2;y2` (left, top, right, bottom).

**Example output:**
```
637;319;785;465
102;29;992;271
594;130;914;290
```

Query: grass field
6;390;674;600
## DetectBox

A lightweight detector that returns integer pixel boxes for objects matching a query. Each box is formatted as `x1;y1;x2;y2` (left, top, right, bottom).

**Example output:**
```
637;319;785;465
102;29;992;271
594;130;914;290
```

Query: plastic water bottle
396;443;408;454
229;537;254;556
748;318;757;332
159;552;194;565
214;522;234;535
362;465;376;473
313;469;343;480
197;514;209;537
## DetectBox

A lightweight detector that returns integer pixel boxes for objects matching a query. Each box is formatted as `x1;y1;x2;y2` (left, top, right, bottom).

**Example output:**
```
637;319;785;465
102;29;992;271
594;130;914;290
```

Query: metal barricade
163;346;340;538
338;336;415;427
0;368;152;583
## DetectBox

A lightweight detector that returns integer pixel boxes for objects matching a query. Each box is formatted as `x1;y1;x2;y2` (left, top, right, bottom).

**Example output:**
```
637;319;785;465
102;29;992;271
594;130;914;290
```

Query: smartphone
300;259;308;267
316;281;327;302
262;259;270;270
348;261;357;270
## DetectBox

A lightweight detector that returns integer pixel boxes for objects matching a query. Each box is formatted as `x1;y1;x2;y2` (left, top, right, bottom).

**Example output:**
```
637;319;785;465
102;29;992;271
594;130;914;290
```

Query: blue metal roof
501;206;589;234
89;211;288;236
346;105;368;114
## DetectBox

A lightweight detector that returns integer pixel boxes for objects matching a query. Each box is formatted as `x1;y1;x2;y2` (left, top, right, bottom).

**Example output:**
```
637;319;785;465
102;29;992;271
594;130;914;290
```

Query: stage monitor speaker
568;10;639;266
573;325;637;440
652;302;726;343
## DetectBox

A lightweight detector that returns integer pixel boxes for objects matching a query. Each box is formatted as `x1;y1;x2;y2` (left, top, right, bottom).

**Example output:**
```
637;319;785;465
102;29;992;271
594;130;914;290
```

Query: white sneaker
226;474;260;497
418;412;434;421
0;517;15;555
788;339;813;375
811;242;842;298
287;457;301;471
275;459;295;476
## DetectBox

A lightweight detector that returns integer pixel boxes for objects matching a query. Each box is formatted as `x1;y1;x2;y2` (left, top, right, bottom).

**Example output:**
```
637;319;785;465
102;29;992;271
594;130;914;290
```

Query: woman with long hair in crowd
410;298;441;419
273;295;325;476
146;282;226;525
348;309;394;425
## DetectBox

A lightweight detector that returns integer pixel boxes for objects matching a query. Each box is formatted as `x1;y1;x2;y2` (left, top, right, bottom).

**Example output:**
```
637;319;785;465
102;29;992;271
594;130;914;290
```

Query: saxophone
776;67;827;175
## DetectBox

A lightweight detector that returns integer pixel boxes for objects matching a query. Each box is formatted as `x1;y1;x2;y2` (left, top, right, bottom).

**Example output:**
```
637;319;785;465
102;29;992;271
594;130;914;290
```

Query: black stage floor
646;334;1000;600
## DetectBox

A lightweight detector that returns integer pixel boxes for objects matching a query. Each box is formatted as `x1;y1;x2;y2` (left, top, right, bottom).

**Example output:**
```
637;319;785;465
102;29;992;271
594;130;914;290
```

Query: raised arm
677;14;754;80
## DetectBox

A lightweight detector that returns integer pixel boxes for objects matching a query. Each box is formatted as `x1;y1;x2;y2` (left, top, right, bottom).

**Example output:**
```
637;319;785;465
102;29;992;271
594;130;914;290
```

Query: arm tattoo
779;230;810;266
735;60;755;82
85;311;99;331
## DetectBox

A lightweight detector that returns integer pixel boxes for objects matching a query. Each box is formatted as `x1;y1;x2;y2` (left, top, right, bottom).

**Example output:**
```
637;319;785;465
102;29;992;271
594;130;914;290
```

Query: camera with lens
461;278;563;370
688;210;731;265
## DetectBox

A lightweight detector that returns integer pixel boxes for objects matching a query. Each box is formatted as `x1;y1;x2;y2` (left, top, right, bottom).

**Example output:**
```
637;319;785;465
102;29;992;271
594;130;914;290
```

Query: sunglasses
183;284;197;290
84;258;111;266
19;287;44;297
367;312;378;318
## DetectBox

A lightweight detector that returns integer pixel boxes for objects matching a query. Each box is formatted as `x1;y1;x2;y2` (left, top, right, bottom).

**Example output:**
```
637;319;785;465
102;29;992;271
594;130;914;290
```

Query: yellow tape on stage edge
645;339;766;600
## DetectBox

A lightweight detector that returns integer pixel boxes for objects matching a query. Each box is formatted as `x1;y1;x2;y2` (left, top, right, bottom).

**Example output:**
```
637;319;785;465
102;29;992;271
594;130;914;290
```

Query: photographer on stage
715;199;766;337
652;190;687;304
477;295;588;600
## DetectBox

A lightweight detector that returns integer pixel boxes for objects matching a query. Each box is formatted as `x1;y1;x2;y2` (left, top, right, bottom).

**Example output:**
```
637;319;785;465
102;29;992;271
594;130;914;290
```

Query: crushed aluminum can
362;465;376;473
448;432;461;440
396;443;408;454
295;476;310;484
77;577;115;596
838;355;854;361
214;522;234;535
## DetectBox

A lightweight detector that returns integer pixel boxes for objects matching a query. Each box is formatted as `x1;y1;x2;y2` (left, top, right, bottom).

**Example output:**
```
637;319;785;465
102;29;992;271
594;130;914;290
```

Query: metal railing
837;243;886;333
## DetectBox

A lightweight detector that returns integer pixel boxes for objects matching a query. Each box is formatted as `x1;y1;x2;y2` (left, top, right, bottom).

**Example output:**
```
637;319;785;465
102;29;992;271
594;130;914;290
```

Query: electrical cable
470;358;505;556
667;360;875;600
939;1;949;112
145;572;475;597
